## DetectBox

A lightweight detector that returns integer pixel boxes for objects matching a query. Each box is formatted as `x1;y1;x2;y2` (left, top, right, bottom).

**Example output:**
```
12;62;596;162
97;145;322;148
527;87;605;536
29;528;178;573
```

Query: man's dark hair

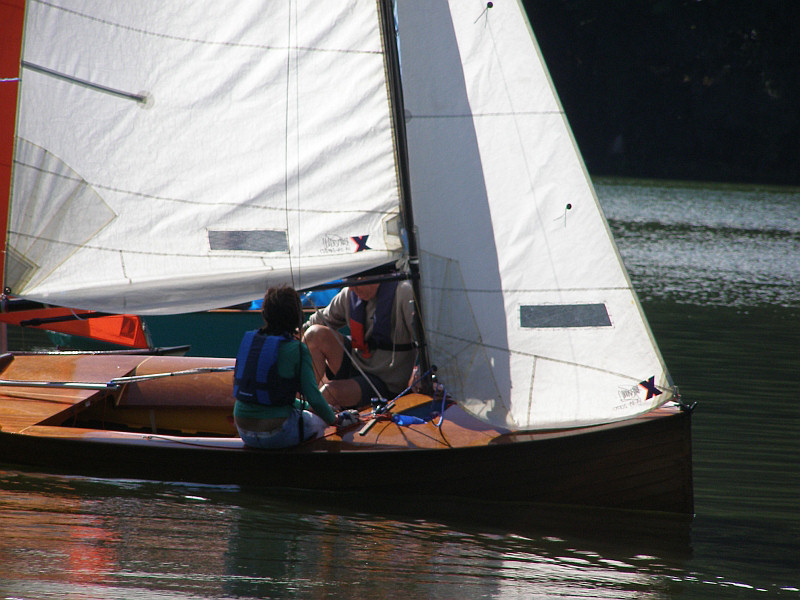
260;285;303;336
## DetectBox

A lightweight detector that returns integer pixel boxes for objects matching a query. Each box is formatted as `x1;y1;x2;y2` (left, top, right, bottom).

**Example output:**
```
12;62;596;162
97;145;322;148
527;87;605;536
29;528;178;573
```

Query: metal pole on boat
0;365;234;390
0;380;113;390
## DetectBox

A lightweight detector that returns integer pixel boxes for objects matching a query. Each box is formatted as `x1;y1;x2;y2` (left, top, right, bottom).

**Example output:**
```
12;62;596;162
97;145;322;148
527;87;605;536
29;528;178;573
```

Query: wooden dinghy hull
0;354;693;515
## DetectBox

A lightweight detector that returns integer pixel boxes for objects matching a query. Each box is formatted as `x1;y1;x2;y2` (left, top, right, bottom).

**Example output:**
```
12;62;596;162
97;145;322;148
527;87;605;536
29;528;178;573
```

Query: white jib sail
397;0;674;429
9;0;404;314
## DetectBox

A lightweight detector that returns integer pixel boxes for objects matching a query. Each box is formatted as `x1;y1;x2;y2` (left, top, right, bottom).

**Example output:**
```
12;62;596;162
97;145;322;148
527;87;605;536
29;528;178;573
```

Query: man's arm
396;281;416;341
304;288;349;332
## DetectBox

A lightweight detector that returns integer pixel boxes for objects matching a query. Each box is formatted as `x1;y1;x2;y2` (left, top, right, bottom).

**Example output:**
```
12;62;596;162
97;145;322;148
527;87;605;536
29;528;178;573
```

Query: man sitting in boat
233;285;358;449
302;275;417;409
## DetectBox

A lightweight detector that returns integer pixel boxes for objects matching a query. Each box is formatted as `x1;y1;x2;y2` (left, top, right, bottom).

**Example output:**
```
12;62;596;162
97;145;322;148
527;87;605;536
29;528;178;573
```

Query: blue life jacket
233;331;300;406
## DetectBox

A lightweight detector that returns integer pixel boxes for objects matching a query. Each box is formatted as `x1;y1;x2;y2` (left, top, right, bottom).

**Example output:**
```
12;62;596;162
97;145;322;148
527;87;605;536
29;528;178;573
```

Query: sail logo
617;385;640;402
320;235;371;253
615;384;645;411
639;376;663;400
615;376;662;410
351;235;371;252
320;235;351;254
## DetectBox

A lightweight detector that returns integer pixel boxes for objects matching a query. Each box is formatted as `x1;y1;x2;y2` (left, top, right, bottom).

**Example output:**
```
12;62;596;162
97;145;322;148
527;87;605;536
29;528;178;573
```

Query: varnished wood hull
0;408;692;513
0;353;693;515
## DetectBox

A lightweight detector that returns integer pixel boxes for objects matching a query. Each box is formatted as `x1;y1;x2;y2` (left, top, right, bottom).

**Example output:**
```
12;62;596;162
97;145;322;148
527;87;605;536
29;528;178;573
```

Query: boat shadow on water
0;467;694;599
0;465;693;570
259;486;695;561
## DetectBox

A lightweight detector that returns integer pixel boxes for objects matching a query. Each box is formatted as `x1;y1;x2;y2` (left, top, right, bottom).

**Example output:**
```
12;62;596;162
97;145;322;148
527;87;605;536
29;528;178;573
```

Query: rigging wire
284;0;299;290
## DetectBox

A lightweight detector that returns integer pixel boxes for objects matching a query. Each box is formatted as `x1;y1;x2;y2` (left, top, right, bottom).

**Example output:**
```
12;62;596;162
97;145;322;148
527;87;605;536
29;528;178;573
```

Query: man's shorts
325;337;392;407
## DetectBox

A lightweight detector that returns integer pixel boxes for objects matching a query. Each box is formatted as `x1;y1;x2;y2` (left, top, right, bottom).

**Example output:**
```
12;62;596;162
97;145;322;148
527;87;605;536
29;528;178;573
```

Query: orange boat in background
0;302;149;349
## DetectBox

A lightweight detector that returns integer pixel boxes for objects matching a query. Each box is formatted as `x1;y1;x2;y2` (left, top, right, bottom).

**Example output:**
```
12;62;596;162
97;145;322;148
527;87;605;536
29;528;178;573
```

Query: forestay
8;0;403;314
396;0;674;429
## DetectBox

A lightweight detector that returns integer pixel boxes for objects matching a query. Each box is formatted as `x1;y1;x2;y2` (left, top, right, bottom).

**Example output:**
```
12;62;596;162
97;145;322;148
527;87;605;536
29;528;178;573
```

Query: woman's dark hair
260;285;303;336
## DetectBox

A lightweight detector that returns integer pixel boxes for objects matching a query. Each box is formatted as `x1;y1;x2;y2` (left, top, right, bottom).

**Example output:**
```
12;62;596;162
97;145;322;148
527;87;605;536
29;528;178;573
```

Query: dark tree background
523;0;800;185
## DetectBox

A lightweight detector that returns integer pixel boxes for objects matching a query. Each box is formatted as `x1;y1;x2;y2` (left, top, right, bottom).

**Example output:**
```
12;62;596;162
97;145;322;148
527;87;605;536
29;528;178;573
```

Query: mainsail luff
9;1;407;314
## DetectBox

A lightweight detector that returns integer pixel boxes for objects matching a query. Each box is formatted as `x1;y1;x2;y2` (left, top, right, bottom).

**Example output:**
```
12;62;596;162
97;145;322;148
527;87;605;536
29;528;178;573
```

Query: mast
377;0;431;376
0;0;26;292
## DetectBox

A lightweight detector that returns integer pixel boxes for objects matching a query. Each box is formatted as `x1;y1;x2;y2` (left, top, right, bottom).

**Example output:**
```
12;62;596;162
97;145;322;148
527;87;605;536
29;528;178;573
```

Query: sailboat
0;0;693;514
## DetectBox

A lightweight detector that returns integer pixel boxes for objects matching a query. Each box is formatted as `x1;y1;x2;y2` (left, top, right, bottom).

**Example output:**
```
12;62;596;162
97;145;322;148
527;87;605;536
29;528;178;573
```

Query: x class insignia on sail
351;235;371;252
640;376;663;400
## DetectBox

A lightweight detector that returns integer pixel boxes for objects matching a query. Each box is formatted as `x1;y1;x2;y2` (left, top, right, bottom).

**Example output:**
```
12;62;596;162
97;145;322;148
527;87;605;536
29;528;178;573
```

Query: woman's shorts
236;409;328;449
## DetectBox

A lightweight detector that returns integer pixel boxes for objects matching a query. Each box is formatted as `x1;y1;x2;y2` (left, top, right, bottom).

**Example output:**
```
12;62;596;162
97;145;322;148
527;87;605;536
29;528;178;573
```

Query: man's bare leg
320;379;363;410
303;324;366;409
302;324;345;385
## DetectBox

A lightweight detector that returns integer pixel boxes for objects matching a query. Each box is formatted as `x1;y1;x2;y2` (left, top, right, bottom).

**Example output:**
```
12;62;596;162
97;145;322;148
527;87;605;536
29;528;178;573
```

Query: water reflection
0;470;693;599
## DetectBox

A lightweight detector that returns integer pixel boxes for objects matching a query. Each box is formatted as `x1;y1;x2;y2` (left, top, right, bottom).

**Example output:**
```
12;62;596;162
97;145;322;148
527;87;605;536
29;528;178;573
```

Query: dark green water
1;180;798;598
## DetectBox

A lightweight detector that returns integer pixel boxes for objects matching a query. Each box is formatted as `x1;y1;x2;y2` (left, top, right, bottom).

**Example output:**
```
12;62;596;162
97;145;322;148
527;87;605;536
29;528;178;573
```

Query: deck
0;353;140;433
0;353;235;434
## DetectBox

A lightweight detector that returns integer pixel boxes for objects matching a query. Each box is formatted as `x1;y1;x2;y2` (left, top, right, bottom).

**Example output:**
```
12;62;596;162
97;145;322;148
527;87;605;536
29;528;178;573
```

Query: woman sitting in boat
233;285;358;449
302;274;416;409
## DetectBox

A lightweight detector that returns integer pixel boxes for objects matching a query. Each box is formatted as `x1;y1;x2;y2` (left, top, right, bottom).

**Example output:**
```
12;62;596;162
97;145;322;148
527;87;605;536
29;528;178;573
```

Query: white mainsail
397;0;674;428
9;0;403;314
